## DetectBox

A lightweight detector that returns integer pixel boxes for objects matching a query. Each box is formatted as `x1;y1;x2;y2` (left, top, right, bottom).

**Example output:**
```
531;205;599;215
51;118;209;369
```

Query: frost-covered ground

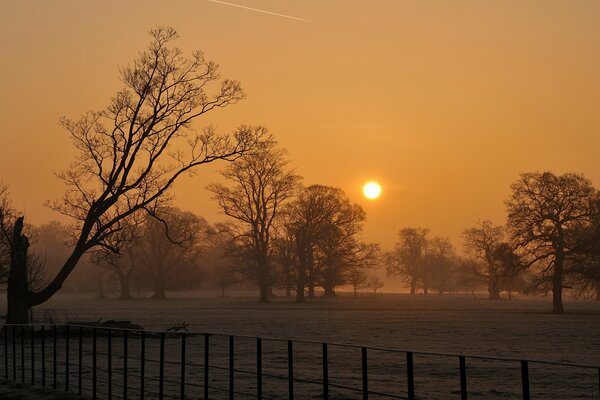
1;293;599;399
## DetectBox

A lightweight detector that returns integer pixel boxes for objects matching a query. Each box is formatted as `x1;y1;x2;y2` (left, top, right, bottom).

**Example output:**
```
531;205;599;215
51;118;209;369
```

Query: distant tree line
386;172;600;313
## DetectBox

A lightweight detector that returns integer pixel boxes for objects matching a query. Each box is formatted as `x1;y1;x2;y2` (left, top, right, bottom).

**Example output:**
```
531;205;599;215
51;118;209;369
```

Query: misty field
1;293;599;399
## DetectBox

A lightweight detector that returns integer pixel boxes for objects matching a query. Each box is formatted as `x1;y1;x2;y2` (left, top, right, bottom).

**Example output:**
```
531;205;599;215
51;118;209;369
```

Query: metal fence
1;323;599;399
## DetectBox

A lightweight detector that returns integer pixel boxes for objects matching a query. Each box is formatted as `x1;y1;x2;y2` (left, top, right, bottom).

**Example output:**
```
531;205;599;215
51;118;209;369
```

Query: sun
363;181;382;200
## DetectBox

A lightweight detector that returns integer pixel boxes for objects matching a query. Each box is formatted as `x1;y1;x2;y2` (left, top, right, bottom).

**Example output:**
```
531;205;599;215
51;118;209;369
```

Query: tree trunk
152;281;167;299
410;279;416;295
295;239;306;303
6;217;32;324
257;253;270;303
552;254;565;314
284;263;292;297
118;271;132;300
488;278;501;300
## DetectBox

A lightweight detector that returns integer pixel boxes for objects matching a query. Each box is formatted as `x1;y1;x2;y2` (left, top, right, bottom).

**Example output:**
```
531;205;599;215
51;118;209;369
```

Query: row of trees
1;26;599;323
386;172;600;313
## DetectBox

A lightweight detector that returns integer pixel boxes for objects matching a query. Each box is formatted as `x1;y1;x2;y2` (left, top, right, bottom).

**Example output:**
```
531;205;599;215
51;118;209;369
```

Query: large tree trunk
410;279;416;295
552;254;565;314
488;277;501;300
323;266;336;297
6;218;32;324
152;281;167;299
284;263;292;297
295;239;306;303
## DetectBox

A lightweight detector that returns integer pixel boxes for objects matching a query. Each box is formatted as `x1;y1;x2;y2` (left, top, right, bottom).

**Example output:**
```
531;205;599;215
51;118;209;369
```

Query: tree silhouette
506;171;598;313
5;27;260;323
208;139;300;302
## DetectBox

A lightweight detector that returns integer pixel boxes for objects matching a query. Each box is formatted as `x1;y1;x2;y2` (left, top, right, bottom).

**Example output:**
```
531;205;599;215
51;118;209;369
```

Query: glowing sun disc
363;182;382;199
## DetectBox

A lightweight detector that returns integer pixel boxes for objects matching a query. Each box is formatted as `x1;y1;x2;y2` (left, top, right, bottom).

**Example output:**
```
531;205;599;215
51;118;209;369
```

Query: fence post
407;352;415;400
12;326;16;381
521;360;530;400
159;332;165;400
108;329;112;400
65;325;69;391
257;337;262;400
140;331;145;400
41;325;45;387
52;325;56;389
21;325;25;383
123;330;128;400
322;343;329;400
288;340;294;400
180;333;186;400
204;333;209;400
459;356;467;400
78;327;82;395
30;325;35;385
362;347;368;400
229;335;234;400
93;328;97;400
3;326;7;380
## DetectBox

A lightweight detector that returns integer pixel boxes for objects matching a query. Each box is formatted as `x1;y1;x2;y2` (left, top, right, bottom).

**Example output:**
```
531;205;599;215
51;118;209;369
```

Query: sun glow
363;181;382;200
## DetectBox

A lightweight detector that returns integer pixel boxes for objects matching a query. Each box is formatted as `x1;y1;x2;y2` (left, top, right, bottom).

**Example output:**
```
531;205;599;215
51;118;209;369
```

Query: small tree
367;276;384;296
5;27;259;323
347;267;368;297
462;220;507;299
386;228;429;294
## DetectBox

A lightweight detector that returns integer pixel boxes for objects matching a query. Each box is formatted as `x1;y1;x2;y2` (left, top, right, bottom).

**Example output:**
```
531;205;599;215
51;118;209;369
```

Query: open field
1;293;600;399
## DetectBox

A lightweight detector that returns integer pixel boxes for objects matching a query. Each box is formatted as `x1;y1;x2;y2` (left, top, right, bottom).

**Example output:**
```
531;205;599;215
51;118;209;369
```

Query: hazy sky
1;1;599;250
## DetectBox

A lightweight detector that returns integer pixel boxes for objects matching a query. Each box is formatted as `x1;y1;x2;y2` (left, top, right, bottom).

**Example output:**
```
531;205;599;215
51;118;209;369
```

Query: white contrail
206;0;308;22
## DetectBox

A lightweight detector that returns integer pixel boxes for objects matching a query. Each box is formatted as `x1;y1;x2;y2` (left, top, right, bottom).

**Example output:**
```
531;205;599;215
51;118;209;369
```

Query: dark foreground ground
0;292;599;399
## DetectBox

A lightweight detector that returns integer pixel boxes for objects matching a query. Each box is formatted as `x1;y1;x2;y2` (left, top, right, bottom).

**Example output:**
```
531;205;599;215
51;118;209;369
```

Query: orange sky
1;1;599;250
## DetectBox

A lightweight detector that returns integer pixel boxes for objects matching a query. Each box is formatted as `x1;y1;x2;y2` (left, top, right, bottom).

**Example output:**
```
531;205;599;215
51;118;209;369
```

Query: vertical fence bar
159;333;165;400
108;329;112;400
20;325;25;383
52;325;56;389
459;356;467;400
180;333;186;400
407;352;415;400
30;325;35;385
322;343;329;400
41;325;45;387
256;337;262;400
362;347;368;400
78;327;82;395
287;341;294;400
204;333;209;400
521;360;530;400
65;325;69;391
92;328;97;400
140;331;145;400
123;330;128;400
3;326;7;380
12;326;16;381
597;368;600;400
229;336;234;400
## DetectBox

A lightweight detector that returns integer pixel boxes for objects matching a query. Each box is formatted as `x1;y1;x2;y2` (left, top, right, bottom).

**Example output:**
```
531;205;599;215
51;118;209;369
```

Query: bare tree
506;171;598;313
367;275;384;296
347;267;368;297
462;220;507;299
5;27;260;323
385;228;429;294
137;208;207;298
208;139;301;302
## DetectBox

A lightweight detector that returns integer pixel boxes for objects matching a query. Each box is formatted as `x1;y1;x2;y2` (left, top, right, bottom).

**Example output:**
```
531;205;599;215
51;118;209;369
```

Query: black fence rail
1;323;599;399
